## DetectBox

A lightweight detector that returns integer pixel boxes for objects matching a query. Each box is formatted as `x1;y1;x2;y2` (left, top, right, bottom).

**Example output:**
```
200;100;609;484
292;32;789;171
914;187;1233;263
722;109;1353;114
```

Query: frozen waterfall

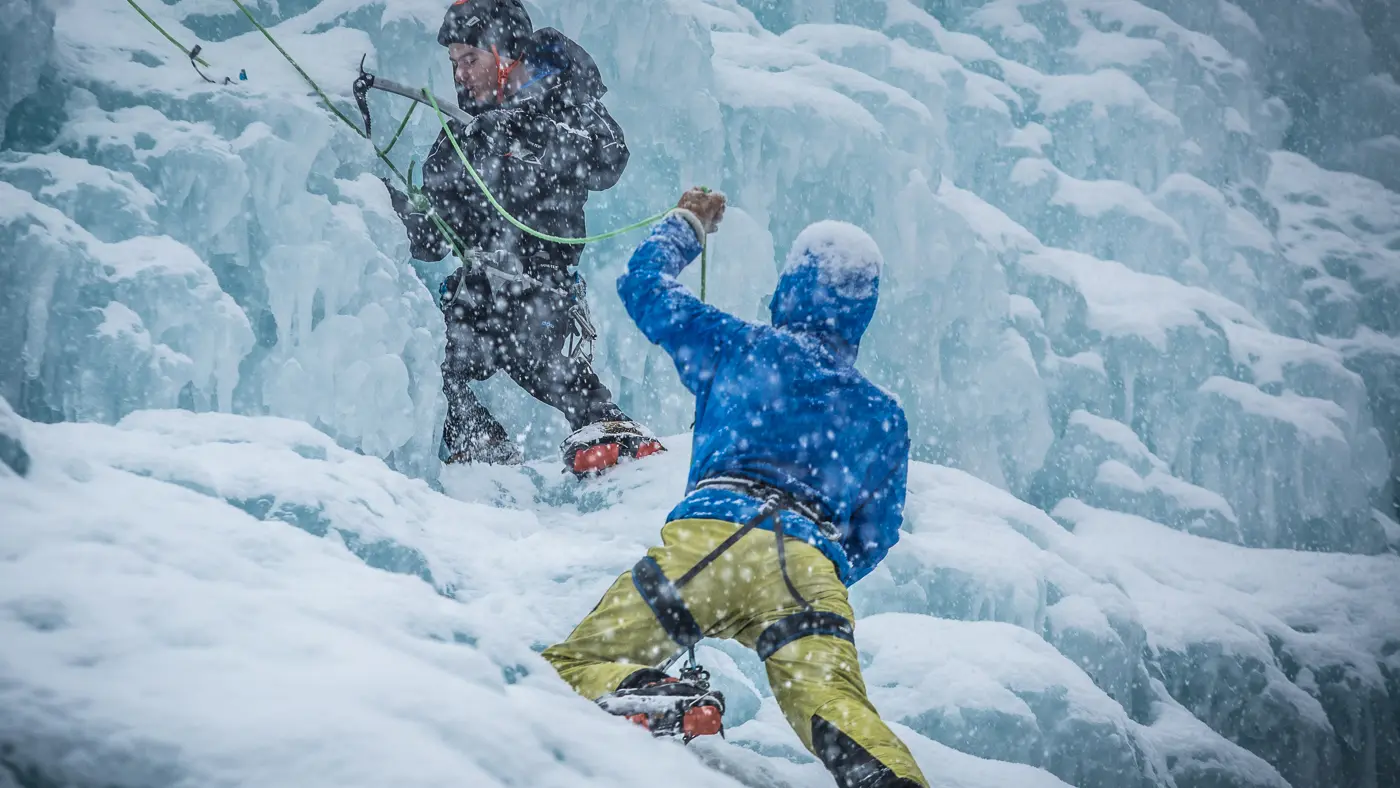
2;1;1398;787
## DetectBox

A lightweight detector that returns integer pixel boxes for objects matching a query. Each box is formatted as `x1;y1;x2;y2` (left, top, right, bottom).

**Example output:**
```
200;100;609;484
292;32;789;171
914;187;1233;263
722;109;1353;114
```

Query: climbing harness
637;476;857;701
681;477;837;610
437;249;597;365
639;474;846;690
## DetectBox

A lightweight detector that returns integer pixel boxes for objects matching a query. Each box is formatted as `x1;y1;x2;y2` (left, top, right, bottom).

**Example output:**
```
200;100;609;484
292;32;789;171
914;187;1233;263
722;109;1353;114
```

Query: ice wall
2;0;1399;785
1;1;447;475
0;0;54;135
3;0;1396;516
0;394;29;476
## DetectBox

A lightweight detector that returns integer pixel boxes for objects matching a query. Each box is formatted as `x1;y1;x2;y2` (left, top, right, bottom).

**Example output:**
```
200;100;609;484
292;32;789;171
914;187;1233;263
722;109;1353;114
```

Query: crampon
563;420;665;478
595;669;725;743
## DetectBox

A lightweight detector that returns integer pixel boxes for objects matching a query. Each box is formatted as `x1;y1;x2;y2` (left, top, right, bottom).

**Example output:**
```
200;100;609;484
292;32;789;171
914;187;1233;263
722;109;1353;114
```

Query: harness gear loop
565;273;598;364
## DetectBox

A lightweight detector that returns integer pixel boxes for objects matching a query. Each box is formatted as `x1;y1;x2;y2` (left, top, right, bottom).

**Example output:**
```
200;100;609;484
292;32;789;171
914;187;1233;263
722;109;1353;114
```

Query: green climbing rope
229;0;371;138
126;0;210;66
421;89;708;292
380;101;417;158
421;91;670;246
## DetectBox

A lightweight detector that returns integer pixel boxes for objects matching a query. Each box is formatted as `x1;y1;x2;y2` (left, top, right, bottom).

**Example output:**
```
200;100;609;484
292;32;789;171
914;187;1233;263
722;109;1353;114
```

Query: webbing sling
633;498;781;649
632;556;703;648
755;610;855;661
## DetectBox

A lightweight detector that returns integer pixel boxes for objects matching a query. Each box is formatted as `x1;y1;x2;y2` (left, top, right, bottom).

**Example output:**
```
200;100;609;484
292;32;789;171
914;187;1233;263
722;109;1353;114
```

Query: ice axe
353;55;474;137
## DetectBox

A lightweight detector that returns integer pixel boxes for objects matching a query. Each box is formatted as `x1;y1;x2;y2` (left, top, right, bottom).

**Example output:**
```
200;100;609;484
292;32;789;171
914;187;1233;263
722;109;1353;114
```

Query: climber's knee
543;568;678;700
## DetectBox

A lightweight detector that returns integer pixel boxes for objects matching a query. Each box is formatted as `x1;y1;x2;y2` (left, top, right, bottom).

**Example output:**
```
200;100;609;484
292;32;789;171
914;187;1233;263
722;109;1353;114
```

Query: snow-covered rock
1068;501;1400;788
1033;410;1242;544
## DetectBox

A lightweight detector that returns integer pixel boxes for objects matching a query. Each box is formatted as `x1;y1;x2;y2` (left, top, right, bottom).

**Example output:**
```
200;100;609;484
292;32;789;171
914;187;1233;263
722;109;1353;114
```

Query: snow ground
3;410;1397;787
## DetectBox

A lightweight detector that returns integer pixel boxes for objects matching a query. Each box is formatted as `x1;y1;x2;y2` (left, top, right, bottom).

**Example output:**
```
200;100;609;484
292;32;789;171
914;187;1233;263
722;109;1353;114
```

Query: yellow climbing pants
543;518;927;788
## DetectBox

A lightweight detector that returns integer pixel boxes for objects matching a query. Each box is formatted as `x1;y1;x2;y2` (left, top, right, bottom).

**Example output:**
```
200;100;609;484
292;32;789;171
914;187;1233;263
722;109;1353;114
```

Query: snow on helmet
438;0;534;59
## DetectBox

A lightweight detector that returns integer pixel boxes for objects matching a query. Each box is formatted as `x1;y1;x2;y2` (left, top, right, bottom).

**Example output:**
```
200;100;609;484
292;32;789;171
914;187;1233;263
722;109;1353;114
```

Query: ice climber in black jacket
386;0;662;473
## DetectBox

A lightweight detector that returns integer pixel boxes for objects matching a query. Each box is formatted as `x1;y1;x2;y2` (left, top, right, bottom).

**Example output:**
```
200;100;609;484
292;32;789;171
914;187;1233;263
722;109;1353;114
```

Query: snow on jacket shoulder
617;214;910;585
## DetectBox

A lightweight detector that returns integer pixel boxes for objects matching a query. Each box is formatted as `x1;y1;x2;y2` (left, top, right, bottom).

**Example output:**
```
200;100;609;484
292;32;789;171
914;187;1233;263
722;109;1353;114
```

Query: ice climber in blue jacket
544;188;927;788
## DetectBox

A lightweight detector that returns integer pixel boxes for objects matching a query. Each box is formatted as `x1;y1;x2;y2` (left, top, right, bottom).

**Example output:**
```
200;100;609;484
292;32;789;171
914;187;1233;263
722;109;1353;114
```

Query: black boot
561;412;665;477
595;668;725;741
443;380;522;465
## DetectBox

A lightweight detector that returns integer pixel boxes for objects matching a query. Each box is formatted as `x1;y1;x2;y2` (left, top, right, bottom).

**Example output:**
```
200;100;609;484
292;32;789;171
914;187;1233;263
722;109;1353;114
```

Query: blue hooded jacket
617;213;910;585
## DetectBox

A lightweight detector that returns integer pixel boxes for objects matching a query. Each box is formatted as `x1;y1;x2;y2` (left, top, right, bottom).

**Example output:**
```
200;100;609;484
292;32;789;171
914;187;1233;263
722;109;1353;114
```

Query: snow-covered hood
768;221;883;364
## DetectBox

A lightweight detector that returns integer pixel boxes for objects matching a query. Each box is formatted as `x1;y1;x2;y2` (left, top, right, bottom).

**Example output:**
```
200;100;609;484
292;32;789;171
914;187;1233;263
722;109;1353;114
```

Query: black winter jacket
398;28;630;274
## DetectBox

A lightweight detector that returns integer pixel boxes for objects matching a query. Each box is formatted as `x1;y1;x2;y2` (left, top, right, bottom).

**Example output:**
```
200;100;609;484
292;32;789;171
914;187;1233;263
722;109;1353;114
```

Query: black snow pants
440;262;623;457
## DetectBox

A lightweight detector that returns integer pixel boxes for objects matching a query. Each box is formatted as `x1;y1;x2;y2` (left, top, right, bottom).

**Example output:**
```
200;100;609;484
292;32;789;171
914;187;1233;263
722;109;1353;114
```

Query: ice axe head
353;53;375;136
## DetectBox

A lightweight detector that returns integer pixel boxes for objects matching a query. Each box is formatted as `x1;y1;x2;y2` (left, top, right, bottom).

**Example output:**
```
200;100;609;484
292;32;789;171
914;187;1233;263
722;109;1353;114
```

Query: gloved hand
467;108;525;155
677;187;727;234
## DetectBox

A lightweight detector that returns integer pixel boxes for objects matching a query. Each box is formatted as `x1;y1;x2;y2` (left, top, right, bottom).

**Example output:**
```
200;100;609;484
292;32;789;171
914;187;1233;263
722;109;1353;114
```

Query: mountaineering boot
595;669;725;742
442;378;524;466
444;436;524;466
443;419;524;465
562;419;665;477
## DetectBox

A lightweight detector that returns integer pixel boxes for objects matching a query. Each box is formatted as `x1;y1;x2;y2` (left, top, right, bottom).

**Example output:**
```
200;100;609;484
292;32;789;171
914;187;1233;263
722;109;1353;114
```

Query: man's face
450;43;497;104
